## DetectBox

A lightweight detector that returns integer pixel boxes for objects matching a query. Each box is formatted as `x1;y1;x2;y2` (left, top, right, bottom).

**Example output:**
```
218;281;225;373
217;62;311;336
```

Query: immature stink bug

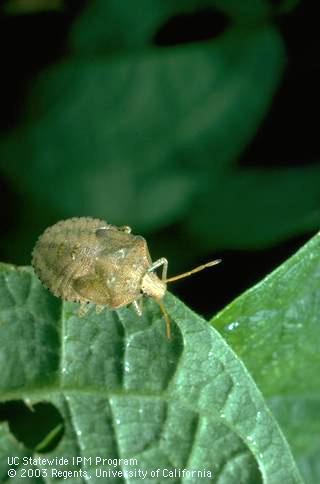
32;217;221;338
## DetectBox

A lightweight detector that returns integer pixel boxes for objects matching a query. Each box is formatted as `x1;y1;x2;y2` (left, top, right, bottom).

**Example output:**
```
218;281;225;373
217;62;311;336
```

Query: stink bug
32;217;221;338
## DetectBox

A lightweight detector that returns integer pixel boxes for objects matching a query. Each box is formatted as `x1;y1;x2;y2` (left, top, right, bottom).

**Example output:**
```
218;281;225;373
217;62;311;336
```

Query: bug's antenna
156;299;171;339
165;259;221;283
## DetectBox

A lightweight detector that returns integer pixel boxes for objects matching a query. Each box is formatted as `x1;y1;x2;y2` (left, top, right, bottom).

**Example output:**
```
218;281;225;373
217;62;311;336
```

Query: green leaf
211;232;320;483
2;1;313;257
69;0;300;56
0;263;302;483
268;396;320;484
187;166;320;250
0;20;284;236
69;0;274;55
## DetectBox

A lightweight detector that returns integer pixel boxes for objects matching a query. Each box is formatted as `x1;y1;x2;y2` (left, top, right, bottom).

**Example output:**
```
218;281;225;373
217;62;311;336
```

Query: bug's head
141;258;222;340
141;271;166;300
141;271;170;338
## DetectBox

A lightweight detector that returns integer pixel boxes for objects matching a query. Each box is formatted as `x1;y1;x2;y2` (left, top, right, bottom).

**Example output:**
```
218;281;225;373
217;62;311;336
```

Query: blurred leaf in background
2;0;63;15
0;0;319;267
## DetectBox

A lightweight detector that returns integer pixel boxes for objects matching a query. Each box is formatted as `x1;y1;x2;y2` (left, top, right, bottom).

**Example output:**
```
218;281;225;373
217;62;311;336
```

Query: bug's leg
78;302;90;317
148;257;168;282
95;305;105;314
156;299;171;339
118;225;131;233
132;296;143;316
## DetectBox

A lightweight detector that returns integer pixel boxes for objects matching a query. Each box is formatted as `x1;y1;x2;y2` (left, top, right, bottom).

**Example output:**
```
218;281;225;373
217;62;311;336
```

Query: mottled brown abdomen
32;217;109;302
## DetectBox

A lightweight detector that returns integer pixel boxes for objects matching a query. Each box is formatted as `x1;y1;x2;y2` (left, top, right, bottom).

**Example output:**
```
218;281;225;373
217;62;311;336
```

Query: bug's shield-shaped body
32;217;153;309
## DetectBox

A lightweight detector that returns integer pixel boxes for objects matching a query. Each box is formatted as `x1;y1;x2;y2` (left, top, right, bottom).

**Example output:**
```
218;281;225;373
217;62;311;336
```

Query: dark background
0;0;319;318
